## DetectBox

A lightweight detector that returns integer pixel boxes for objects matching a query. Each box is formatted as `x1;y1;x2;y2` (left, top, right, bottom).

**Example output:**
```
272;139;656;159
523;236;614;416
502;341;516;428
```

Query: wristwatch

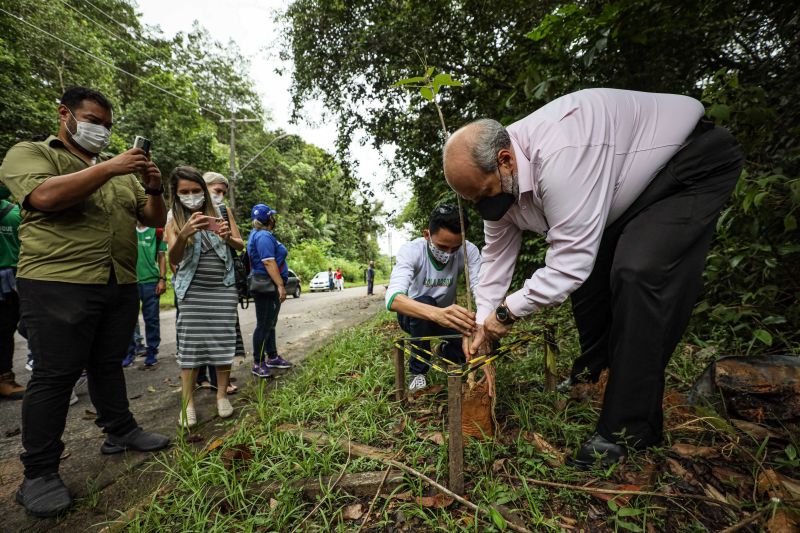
495;302;517;325
144;183;164;196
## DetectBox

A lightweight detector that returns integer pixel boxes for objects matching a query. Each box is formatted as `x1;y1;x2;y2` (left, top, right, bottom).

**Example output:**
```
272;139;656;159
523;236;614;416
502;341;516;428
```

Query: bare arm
226;209;244;251
390;294;476;335
262;258;287;302
167;211;208;266
28;148;149;212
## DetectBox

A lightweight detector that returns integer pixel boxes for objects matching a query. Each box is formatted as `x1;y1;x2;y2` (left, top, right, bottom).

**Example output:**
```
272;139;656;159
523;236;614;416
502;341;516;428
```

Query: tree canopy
284;0;799;352
0;0;385;277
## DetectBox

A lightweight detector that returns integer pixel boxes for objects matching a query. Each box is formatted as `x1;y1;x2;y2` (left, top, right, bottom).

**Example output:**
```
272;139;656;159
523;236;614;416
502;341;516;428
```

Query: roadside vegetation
121;310;799;531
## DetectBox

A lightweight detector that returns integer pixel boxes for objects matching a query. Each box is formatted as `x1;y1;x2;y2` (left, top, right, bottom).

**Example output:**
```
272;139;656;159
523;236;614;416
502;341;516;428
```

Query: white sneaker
69;390;78;406
217;398;234;418
408;374;427;392
74;372;88;394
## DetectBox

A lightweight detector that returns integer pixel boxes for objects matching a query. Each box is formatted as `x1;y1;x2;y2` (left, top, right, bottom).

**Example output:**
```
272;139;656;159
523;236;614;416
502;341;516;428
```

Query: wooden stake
393;341;406;403
543;324;558;392
447;368;464;495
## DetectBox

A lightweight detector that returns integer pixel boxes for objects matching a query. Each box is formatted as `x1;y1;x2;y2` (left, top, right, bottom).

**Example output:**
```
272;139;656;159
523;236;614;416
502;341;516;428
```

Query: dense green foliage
284;0;799;353
0;0;383;268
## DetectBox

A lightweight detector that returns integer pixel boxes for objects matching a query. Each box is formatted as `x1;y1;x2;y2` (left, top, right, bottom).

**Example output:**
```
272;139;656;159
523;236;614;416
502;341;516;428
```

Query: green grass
122;307;800;532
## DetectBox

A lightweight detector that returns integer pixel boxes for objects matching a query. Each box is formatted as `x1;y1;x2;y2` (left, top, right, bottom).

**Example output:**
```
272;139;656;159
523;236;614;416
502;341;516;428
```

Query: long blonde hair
168;166;216;247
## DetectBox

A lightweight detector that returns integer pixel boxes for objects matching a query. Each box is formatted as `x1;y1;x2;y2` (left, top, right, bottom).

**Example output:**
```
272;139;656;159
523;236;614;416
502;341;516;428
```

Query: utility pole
220;114;259;214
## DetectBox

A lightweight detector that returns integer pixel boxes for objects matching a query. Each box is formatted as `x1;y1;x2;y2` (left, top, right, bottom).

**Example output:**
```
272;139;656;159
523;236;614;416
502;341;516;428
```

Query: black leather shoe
100;426;170;455
569;433;627;470
16;473;73;517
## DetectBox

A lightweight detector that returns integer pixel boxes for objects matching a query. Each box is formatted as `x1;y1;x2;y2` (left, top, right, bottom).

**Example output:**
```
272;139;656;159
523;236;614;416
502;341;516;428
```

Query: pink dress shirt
475;88;705;323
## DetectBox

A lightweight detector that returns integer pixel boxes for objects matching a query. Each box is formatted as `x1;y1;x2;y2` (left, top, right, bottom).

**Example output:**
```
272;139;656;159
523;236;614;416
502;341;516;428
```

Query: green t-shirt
135;226;166;284
0;199;21;268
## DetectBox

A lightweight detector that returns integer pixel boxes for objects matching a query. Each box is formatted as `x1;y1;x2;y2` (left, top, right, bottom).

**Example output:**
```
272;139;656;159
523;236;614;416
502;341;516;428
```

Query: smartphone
204;216;221;232
133;136;151;157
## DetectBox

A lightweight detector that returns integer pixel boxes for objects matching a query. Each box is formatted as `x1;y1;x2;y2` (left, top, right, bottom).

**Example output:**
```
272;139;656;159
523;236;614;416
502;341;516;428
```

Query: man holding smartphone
0;86;170;517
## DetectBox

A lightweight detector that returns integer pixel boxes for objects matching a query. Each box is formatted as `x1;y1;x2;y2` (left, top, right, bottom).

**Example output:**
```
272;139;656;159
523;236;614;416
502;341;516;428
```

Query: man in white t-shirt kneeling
386;205;481;391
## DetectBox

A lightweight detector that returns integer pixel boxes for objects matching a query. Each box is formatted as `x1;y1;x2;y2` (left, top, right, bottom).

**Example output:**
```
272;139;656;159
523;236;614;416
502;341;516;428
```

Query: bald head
443;119;513;201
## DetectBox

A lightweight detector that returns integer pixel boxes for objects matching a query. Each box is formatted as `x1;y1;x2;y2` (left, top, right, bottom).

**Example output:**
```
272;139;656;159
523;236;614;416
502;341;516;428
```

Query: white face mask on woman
210;193;225;205
178;193;205;211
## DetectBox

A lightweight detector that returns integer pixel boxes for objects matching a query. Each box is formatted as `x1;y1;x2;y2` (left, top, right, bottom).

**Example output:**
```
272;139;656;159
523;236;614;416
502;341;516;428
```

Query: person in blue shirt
247;204;292;378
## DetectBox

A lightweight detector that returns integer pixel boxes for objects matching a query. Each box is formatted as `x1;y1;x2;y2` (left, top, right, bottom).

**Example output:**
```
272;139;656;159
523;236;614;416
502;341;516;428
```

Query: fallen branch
504;474;740;509
278;425;574;533
717;507;769;533
356;467;393;533
291;428;353;533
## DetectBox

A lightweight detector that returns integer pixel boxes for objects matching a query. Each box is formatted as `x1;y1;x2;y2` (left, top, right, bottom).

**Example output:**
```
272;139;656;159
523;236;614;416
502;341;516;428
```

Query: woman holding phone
166;166;237;427
192;171;245;394
248;204;292;378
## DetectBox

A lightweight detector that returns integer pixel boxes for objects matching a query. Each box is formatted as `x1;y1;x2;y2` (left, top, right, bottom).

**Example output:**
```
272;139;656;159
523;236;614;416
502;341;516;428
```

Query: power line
79;0;141;41
56;0;167;65
0;7;225;119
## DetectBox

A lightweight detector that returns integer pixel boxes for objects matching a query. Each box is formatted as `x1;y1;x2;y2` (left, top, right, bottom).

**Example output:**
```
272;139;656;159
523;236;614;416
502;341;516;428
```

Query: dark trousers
126;281;161;362
18;278;139;478
0;289;19;374
397;295;465;375
569;124;744;448
253;293;281;363
367;279;374;295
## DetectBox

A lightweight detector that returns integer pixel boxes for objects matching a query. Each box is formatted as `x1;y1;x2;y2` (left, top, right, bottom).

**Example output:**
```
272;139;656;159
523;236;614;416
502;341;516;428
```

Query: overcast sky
135;0;409;255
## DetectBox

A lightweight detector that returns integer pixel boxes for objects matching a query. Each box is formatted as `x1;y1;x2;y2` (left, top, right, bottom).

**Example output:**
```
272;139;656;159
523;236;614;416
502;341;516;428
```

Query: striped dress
176;231;238;368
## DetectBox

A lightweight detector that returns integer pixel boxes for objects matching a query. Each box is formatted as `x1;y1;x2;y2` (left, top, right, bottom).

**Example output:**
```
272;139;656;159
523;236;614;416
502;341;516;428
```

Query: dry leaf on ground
221;443;254;468
392;417;407;435
269;498;279;510
589;484;642;507
422;431;445;446
205;438;224;453
731;419;787;441
767;509;800;533
342;503;364;520
492;458;507;473
415;493;454;508
521;431;565;466
670;443;720;459
758;469;800;500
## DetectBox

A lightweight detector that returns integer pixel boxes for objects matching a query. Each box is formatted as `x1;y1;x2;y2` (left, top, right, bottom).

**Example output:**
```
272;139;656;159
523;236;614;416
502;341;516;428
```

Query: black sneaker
100;426;170;455
16;473;73;518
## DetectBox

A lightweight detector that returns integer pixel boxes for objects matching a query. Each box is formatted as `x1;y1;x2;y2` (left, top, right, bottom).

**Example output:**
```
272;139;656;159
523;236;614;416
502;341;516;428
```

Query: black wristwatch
144;183;164;196
495;302;517;325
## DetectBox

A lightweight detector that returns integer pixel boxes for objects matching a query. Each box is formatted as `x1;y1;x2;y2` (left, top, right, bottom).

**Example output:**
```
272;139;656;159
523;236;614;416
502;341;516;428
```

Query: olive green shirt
0;136;148;284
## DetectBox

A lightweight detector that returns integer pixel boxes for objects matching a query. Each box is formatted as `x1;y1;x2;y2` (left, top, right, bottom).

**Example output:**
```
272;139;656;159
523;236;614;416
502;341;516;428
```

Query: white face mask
211;193;225;205
66;110;111;154
178;193;205;211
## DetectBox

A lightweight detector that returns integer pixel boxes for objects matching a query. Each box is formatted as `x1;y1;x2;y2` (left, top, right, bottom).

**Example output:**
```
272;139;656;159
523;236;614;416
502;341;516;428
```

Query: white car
309;271;333;292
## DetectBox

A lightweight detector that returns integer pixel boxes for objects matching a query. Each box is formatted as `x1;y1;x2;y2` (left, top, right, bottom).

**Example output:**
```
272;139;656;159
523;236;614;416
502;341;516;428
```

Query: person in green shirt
0;86;170;518
0;184;24;399
122;224;167;368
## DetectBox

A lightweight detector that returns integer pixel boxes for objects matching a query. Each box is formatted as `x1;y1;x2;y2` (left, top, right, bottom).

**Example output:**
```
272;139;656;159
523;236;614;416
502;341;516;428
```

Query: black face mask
475;192;516;221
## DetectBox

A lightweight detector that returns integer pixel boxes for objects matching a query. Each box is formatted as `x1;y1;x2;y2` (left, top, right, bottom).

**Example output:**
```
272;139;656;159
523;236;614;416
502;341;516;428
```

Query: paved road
0;285;384;530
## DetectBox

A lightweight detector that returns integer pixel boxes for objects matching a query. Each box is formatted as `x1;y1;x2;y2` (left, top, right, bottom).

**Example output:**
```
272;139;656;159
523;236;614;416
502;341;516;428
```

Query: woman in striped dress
165;167;237;428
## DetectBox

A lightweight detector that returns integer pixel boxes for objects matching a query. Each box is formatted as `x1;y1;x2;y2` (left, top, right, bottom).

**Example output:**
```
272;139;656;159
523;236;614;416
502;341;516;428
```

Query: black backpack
219;205;251;309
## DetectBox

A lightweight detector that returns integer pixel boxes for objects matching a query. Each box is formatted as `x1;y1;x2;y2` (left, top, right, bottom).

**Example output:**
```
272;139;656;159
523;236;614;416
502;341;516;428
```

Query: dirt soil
0;286;384;532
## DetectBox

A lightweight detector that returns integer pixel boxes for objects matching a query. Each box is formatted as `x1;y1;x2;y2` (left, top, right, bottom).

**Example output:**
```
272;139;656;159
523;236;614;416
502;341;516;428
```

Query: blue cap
251;203;277;223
